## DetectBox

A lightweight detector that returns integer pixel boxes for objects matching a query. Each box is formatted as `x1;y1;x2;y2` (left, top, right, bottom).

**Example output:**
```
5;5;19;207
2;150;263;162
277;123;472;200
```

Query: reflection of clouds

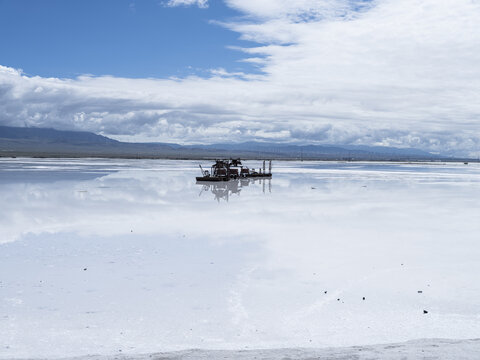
0;159;281;244
2;159;480;252
1;159;480;357
225;162;480;346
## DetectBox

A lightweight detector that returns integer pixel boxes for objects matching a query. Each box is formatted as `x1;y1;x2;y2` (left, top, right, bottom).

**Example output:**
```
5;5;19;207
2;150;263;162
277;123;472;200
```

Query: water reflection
1;159;480;358
197;178;272;202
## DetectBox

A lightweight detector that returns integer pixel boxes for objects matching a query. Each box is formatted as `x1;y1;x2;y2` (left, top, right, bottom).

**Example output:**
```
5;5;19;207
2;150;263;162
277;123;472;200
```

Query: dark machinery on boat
196;159;272;181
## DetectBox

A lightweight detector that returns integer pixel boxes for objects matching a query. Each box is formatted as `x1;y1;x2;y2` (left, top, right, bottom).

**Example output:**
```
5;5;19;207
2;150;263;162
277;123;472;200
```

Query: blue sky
0;0;256;78
0;0;479;156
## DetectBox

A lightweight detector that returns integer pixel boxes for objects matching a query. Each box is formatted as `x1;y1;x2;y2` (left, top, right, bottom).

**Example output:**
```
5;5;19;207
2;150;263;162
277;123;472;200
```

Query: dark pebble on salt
423;310;428;314
362;297;365;300
418;290;423;293
83;268;87;271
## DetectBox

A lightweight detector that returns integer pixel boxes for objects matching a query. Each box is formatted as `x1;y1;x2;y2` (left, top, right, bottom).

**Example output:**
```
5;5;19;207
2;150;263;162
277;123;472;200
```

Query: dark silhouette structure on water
197;159;272;181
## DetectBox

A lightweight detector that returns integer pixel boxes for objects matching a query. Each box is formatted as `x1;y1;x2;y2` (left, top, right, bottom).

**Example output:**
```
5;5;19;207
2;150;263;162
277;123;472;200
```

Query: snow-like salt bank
0;159;479;359
17;339;480;359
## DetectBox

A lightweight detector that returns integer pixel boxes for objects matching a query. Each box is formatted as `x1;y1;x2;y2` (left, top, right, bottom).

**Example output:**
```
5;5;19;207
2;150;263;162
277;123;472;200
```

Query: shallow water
0;159;479;358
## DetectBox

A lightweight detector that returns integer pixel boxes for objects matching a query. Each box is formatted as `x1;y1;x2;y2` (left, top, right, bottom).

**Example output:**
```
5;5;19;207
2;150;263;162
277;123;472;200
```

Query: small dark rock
423;310;428;314
362;297;365;300
418;290;423;294
337;298;340;301
83;268;87;271
324;291;327;294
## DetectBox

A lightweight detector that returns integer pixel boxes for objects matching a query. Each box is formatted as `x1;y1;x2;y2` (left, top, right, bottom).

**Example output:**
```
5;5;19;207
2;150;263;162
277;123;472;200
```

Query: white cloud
224;0;372;22
164;0;208;8
1;0;480;156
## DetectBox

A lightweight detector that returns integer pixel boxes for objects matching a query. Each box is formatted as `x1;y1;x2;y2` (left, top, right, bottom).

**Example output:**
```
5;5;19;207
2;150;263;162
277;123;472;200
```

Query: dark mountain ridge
0;125;457;161
0;126;118;145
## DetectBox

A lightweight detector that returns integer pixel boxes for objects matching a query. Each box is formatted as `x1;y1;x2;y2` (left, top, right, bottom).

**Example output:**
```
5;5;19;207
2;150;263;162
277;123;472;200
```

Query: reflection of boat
196;159;272;181
197;177;271;202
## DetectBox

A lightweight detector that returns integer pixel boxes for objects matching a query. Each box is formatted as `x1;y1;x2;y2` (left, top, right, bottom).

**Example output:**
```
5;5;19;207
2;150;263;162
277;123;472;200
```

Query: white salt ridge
16;339;480;360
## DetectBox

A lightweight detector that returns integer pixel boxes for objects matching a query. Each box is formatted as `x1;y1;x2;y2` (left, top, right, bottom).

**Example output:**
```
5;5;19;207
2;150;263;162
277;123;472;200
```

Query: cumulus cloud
164;0;208;8
1;0;480;156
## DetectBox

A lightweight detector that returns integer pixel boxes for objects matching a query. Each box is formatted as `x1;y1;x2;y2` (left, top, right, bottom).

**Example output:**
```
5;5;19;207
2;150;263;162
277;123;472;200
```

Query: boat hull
196;176;226;182
246;174;272;178
196;174;272;182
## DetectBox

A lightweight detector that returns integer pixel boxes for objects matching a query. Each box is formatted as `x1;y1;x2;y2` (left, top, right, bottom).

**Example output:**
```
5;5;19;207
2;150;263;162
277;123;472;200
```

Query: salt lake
0;159;479;358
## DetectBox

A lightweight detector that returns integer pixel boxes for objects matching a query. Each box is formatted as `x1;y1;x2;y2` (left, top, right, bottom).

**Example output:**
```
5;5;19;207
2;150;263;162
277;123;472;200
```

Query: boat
196;159;272;181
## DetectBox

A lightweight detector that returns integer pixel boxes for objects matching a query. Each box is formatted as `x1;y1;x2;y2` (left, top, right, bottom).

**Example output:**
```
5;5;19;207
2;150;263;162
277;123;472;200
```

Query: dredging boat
196;159;272;181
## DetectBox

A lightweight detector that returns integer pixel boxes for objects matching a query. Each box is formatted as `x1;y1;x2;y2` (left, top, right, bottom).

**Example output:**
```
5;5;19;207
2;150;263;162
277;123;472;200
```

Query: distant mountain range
0;125;453;161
